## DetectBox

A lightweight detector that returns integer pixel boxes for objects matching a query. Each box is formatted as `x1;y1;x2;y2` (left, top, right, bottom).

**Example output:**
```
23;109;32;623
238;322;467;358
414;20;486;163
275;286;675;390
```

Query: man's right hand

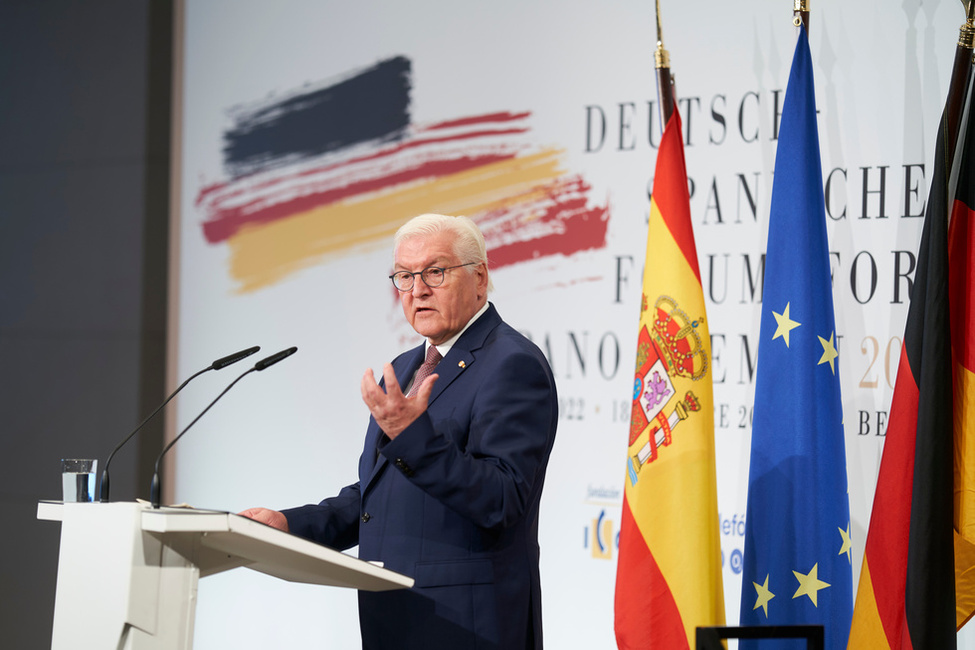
238;507;289;532
361;363;437;440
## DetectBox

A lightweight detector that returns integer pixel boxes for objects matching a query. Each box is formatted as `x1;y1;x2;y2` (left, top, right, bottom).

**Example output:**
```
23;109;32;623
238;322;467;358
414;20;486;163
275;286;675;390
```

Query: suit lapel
426;303;501;406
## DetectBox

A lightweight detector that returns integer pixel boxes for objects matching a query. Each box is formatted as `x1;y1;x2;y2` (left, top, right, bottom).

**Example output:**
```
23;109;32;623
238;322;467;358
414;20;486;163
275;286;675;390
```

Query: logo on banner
583;509;617;560
626;295;707;485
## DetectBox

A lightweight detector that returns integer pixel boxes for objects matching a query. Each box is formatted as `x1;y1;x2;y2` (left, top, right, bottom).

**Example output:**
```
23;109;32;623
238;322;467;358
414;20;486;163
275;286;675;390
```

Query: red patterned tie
407;345;442;397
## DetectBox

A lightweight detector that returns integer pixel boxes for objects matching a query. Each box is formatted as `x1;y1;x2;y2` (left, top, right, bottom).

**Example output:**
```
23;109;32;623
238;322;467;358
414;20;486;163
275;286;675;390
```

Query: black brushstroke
222;56;412;178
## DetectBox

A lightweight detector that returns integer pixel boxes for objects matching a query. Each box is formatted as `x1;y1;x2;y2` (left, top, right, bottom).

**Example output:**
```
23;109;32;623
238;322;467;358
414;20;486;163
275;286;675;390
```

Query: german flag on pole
949;82;975;631
614;105;725;649
846;93;966;650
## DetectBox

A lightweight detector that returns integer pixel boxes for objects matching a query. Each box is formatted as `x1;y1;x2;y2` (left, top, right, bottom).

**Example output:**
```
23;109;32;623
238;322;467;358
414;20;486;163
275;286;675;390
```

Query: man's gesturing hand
361;363;437;440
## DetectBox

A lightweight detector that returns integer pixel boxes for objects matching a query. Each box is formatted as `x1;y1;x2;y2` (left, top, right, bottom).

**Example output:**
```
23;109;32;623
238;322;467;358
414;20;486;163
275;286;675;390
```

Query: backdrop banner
174;1;967;647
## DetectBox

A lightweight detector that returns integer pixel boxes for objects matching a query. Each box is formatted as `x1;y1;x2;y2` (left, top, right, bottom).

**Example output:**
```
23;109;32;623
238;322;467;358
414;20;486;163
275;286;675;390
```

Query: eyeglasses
389;262;479;292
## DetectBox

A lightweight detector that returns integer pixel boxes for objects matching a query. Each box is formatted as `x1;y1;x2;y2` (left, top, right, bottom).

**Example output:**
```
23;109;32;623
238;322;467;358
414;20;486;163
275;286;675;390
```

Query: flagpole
654;0;675;128
794;0;810;33
945;1;975;167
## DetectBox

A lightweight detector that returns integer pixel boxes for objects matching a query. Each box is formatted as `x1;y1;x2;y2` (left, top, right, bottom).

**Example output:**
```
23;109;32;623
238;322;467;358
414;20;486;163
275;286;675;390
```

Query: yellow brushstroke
227;148;566;293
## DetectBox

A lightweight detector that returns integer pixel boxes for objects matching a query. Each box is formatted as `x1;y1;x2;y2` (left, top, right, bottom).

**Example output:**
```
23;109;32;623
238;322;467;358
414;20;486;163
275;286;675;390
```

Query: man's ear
475;262;489;296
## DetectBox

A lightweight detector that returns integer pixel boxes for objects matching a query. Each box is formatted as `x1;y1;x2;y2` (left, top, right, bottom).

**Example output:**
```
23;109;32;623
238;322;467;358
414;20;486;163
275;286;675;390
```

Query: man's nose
411;277;432;297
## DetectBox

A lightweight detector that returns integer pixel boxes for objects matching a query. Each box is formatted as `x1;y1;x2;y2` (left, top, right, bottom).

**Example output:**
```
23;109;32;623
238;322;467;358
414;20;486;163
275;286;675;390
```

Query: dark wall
0;1;171;646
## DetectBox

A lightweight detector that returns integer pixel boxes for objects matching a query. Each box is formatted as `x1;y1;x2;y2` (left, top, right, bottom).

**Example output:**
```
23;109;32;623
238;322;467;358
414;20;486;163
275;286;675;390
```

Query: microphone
149;346;297;508
99;346;260;502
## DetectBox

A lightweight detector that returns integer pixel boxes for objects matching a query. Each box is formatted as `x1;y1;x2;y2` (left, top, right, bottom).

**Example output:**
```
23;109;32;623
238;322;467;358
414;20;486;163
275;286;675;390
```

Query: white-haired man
242;214;558;649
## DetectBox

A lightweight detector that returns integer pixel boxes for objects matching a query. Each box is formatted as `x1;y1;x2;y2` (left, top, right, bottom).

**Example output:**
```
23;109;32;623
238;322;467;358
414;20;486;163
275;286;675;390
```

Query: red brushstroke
480;176;610;268
422;111;532;131
202;152;517;243
196;123;528;206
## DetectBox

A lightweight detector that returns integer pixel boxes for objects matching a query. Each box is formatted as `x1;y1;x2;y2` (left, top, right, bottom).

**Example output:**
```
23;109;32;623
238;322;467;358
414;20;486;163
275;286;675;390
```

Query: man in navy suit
241;213;558;649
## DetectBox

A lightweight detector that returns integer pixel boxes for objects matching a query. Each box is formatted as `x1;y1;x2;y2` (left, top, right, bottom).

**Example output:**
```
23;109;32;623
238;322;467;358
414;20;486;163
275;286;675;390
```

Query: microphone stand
149;347;297;508
100;346;260;501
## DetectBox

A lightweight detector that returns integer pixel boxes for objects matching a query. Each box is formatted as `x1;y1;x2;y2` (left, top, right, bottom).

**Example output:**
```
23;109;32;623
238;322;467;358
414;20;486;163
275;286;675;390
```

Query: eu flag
738;26;853;648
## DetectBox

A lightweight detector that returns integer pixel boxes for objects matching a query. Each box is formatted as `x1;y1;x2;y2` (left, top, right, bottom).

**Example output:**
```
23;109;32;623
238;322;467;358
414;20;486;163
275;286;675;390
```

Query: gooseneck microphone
149;346;297;509
99;346;260;502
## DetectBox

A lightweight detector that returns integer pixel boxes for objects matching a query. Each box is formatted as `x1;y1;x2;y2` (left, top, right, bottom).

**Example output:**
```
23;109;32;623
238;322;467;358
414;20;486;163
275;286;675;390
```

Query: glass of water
61;459;97;502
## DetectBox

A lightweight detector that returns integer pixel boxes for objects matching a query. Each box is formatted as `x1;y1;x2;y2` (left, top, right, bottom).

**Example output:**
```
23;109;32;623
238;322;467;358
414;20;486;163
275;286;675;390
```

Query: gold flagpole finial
654;0;670;69
653;0;675;127
653;0;675;128
654;41;671;69
794;0;810;30
958;0;974;49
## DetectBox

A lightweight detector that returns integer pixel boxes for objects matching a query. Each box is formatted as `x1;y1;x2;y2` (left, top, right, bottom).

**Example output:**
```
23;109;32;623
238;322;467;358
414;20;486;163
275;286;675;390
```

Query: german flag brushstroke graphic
194;56;610;293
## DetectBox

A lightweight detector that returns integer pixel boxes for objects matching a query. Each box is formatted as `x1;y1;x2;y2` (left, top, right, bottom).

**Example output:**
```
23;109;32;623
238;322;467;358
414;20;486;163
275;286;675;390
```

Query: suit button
361;512;371;523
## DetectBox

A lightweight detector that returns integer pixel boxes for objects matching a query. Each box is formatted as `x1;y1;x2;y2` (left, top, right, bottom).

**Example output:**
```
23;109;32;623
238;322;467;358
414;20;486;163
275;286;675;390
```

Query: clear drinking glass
61;459;97;502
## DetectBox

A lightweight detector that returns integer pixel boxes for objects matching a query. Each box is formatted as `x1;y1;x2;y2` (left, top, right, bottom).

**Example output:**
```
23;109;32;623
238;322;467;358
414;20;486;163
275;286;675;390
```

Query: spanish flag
614;106;725;649
847;75;975;650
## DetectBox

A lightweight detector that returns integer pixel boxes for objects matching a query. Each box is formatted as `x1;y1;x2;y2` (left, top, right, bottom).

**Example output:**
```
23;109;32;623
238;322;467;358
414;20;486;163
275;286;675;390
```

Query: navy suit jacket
283;304;558;649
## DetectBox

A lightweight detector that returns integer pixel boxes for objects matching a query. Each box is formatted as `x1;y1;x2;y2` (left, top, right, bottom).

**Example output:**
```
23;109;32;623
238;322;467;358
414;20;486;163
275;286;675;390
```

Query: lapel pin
458;360;466;368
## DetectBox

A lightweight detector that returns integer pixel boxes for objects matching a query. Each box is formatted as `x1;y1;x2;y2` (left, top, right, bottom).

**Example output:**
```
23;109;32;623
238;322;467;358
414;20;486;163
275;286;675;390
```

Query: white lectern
38;501;413;649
